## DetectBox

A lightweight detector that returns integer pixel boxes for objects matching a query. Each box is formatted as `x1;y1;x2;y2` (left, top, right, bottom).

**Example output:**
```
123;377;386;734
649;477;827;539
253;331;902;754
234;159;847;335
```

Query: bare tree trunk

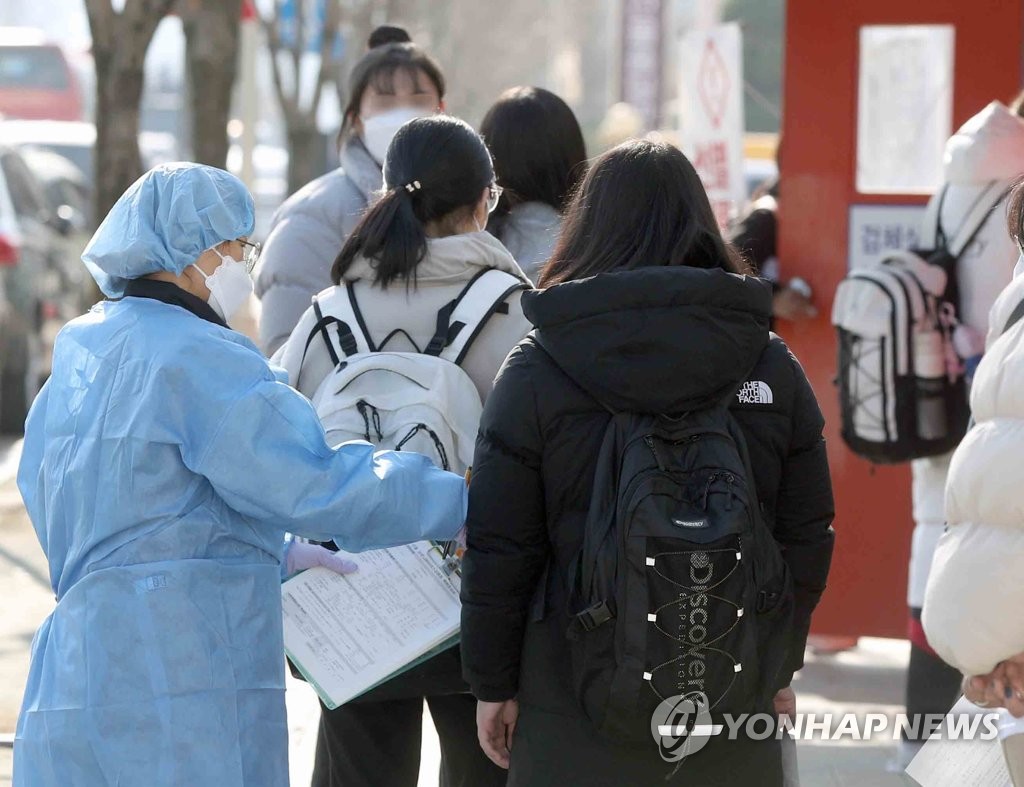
182;0;244;168
335;1;375;125
93;55;144;220
263;0;344;196
286;121;322;195
85;0;176;221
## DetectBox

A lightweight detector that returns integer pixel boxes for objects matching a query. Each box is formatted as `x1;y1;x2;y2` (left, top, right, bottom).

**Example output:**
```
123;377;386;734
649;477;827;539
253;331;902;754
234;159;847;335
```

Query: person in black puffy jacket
459;140;835;786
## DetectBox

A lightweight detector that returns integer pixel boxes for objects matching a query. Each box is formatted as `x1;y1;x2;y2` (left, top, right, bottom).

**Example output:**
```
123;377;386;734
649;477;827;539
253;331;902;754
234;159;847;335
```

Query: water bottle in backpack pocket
912;328;949;442
564;407;794;746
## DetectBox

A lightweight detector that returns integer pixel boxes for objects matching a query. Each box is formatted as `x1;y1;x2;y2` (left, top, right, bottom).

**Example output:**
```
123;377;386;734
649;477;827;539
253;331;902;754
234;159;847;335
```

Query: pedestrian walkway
0;468;914;786
0;440;21;488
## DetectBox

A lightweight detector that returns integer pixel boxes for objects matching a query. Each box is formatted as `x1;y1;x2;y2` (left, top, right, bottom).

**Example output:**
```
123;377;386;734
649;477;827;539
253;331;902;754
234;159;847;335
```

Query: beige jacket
273;230;533;404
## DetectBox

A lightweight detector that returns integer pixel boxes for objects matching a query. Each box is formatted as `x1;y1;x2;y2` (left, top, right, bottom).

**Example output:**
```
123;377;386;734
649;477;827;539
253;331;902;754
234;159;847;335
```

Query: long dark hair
332;115;494;288
1006;177;1024;247
480;86;587;218
538;140;748;287
339;28;446;144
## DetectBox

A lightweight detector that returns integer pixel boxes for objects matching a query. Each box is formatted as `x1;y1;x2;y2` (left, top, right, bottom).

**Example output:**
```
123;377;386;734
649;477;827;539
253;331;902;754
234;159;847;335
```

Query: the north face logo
737;381;773;405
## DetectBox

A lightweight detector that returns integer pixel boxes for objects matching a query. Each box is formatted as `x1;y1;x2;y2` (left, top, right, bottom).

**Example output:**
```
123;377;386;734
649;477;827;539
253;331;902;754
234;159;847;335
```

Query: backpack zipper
701;472;738;511
643;435;666;471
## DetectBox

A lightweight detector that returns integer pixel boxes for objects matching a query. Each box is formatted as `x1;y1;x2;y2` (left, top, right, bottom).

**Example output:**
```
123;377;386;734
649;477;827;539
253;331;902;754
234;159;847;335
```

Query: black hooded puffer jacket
459;266;835;782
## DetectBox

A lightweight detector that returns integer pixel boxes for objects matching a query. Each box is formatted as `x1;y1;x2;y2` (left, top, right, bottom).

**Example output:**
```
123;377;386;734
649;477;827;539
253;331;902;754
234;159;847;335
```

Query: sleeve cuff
470;683;518;703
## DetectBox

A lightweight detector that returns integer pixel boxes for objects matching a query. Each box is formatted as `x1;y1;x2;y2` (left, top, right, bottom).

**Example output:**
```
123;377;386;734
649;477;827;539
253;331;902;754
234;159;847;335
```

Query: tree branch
126;0;179;43
83;0;115;56
261;1;298;118
291;0;305;104
309;0;342;118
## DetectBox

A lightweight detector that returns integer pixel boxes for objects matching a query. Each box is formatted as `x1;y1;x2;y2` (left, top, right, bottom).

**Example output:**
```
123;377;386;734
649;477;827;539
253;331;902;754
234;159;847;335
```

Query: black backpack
832;181;1010;464
564;396;794;744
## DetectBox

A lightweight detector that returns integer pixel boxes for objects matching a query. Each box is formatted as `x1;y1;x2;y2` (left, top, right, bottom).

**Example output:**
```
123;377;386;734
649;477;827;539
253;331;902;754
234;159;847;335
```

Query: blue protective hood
82;162;255;297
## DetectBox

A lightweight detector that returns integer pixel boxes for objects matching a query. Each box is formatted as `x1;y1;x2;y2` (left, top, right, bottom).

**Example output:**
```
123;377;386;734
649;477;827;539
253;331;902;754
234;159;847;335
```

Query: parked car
19;146;91;229
19;146;95;314
0;144;68;432
0;28;84;122
0;119;180;186
0;119;93;180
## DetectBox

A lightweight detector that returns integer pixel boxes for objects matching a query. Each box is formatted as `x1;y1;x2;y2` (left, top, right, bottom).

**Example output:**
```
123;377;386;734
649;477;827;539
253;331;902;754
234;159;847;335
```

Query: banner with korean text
680;23;745;228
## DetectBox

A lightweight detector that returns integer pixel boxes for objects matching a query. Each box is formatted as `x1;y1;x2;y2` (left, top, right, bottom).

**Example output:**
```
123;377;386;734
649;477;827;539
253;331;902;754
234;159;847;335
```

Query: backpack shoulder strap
918;185;948;249
427;269;528;365
1001;295;1024;337
300;285;376;371
948;180;1014;257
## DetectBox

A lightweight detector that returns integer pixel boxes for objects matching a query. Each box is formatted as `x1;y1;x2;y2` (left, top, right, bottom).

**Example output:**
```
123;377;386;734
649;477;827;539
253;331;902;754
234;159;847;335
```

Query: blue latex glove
284;540;358;578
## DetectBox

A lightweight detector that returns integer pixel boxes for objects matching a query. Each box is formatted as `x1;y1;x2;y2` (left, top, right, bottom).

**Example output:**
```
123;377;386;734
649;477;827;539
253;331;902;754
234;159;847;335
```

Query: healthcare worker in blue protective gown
12;162;467;787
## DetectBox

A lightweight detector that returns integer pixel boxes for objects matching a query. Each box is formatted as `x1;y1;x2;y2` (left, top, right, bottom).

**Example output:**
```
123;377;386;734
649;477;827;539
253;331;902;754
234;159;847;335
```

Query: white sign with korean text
679;23;745;228
848;204;928;270
856;25;954;195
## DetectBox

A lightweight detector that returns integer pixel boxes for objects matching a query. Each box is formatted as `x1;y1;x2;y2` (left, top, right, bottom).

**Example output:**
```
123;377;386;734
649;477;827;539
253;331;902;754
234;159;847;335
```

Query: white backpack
304;268;527;472
831;181;1009;463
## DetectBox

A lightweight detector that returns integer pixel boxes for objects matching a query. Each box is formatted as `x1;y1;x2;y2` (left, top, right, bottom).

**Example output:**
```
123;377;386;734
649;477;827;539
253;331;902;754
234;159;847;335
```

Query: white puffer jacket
909;103;1024;610
923;272;1024;676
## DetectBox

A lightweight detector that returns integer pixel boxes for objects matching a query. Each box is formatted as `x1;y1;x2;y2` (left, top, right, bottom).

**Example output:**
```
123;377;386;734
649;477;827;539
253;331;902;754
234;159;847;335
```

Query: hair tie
404;180;422;194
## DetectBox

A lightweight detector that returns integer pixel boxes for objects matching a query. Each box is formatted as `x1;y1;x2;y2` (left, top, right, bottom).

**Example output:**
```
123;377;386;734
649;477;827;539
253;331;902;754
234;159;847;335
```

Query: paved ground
0;434;919;786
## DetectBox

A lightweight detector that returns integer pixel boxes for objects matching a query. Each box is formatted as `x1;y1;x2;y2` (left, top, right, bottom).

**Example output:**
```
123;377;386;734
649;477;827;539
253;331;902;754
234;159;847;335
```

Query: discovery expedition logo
650;703;1002;764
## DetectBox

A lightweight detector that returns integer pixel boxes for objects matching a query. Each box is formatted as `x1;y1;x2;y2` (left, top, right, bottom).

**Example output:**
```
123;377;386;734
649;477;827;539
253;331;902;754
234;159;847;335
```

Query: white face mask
193;248;254;322
360;107;432;164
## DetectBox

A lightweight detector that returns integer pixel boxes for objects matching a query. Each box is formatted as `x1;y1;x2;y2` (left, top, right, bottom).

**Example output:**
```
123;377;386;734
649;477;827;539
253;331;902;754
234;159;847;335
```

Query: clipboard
282;540;462;709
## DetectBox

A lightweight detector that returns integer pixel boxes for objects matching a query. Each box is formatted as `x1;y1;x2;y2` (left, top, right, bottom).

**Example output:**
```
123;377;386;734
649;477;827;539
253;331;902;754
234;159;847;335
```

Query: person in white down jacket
902;98;1024;766
923;179;1024;785
255;27;446;356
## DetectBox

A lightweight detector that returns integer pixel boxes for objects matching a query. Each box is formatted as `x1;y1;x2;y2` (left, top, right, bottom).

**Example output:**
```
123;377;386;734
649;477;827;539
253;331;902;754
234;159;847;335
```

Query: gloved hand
285;541;359;577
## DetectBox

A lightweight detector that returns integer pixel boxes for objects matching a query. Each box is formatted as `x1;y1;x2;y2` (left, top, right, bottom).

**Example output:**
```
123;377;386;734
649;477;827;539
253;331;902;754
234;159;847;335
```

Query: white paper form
906;697;1011;786
282;541;461;709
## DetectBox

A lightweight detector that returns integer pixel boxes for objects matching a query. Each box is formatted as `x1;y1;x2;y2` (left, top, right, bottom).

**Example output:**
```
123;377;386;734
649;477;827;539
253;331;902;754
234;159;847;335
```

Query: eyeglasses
486;183;504;214
238;239;261;273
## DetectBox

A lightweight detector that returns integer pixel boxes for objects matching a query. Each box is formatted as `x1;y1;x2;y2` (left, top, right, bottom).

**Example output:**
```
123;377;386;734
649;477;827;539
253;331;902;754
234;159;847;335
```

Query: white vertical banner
679;23;745;228
621;0;665;131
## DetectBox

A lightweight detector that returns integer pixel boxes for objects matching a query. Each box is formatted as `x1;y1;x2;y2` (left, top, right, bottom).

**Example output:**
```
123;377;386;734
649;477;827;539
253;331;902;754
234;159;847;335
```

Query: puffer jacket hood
494;201;562;283
338;136;384;202
522;266;772;414
944;101;1024;185
338;230;529;285
254;136;384;355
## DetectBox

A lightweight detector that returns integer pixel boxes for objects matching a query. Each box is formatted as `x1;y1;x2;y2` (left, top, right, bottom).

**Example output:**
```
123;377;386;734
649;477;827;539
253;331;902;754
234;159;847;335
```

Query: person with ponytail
255;25;446;356
274;115;531;787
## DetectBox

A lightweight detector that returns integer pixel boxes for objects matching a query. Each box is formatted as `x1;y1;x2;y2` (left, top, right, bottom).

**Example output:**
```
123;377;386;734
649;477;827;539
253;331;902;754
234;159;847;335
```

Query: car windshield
33;144;90;180
0;46;69;90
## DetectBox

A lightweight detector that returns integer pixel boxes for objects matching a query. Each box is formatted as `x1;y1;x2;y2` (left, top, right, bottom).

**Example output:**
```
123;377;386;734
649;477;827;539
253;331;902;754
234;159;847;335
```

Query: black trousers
310;693;508;787
903;641;963;742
